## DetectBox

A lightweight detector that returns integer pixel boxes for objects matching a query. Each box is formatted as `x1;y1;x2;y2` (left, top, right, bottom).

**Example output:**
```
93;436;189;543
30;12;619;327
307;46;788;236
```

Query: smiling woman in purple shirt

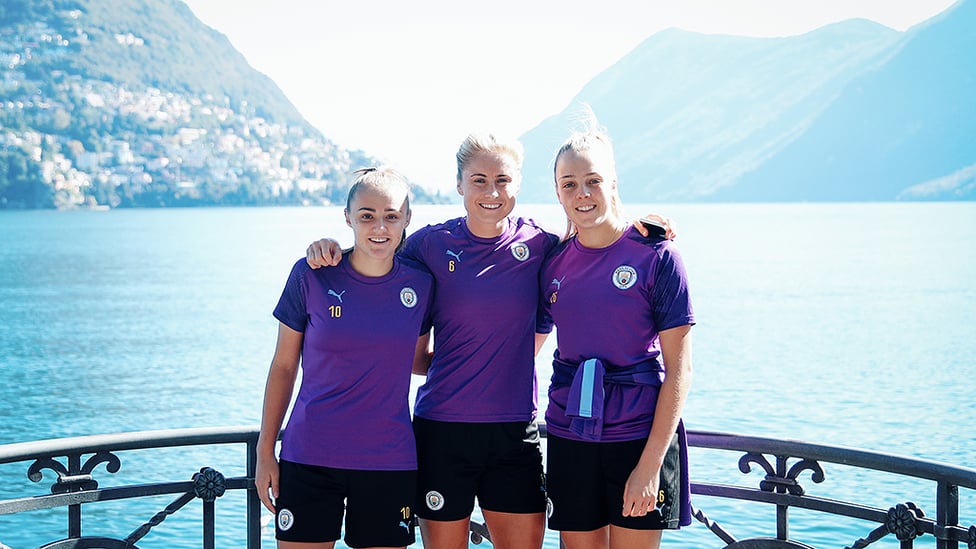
255;167;433;549
540;119;695;549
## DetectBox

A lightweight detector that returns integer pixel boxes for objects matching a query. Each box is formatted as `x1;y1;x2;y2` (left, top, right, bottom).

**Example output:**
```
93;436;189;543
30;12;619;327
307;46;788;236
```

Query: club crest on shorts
400;287;417;308
425;490;445;511
510;242;530;262
277;508;295;531
612;265;638;290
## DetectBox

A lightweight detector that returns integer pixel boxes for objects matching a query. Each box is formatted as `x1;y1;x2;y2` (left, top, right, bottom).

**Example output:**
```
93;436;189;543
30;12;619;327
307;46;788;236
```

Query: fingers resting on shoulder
306;238;343;268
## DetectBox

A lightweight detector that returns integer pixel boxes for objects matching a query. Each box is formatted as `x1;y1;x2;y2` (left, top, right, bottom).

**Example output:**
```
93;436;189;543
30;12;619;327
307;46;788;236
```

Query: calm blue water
1;202;974;548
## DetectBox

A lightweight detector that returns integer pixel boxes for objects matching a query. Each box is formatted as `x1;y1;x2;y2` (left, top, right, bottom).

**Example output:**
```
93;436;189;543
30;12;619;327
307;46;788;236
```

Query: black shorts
274;459;417;546
413;417;547;520
545;432;683;531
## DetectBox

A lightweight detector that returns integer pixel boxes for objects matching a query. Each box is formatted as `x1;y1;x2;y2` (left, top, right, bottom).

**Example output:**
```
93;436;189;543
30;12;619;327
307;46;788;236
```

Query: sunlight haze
181;0;957;194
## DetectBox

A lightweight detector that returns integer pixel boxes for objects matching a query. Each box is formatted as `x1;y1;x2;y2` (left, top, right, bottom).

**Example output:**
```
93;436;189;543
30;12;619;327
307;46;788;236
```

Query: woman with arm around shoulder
540;123;694;549
307;134;558;549
304;133;678;549
255;167;434;549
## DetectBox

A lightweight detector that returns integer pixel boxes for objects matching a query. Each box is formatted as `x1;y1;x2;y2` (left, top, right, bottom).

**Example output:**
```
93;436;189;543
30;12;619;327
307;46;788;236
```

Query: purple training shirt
540;227;695;443
402;216;560;422
273;256;433;470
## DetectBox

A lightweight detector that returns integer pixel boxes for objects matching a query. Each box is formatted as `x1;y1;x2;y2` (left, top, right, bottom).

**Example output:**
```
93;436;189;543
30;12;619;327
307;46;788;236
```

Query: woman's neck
347;249;394;277
464;216;508;239
576;220;628;249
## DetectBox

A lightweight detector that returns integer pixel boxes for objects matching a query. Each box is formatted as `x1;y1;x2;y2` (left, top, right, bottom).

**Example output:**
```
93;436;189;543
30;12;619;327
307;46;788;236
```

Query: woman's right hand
255;452;280;514
306;238;343;268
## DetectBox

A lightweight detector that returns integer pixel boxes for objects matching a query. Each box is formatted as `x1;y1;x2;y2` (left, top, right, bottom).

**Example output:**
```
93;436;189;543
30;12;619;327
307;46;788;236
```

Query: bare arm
622;324;693;517
534;332;550;357
306;238;343;269
255;322;303;513
412;330;433;375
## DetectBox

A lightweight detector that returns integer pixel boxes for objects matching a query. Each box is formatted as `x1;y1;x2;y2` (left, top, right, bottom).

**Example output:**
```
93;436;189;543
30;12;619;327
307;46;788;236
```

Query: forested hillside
0;0;446;208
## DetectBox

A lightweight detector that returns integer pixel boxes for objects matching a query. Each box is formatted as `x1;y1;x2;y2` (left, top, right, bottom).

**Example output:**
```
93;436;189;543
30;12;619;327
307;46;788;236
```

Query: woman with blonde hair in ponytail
540;118;695;549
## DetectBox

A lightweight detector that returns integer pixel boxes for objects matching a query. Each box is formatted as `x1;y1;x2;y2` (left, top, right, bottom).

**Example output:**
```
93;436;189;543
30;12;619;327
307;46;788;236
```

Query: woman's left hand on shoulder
632;213;677;240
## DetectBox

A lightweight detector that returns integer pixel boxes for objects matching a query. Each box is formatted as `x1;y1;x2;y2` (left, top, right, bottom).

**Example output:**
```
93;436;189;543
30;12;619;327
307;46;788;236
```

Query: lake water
1;202;974;548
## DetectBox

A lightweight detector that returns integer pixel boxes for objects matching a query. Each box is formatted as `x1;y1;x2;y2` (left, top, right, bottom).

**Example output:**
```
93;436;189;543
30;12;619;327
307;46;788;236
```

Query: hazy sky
181;0;957;192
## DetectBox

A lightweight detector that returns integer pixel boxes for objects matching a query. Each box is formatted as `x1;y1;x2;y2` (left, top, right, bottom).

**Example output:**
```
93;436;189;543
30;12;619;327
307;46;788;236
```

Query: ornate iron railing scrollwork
886;502;925;541
738;452;825;496
123;467;227;547
0;427;260;548
845;502;926;549
689;430;976;549
782;459;825;495
193;466;226;502
3;426;975;548
27;451;122;493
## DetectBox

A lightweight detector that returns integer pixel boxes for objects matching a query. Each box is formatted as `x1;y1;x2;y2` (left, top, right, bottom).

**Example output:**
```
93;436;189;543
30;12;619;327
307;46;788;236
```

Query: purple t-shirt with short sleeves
273;256;433;470
401;216;559;422
540;227;694;442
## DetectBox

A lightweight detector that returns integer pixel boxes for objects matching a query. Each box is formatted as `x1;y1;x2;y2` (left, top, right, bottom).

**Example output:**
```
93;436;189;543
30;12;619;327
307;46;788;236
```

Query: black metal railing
0;427;263;549
684;430;976;548
1;426;974;548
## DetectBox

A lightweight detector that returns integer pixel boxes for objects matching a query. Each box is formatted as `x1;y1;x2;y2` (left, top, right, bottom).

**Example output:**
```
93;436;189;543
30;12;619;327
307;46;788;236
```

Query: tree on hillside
0;150;52;209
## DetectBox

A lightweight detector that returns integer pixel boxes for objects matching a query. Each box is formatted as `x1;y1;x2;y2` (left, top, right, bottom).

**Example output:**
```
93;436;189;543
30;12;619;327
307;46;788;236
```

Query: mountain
14;0;311;130
0;0;446;208
721;0;976;201
518;1;973;203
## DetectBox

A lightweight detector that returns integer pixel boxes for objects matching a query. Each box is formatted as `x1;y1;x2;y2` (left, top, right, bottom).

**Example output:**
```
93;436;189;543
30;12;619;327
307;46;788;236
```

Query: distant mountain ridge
518;0;973;202
722;0;976;201
4;1;970;207
0;0;445;208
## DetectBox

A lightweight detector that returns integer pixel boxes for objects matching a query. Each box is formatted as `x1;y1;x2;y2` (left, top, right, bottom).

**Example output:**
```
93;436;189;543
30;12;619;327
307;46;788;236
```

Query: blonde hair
553;109;624;239
455;132;525;182
344;166;412;251
345;166;411;212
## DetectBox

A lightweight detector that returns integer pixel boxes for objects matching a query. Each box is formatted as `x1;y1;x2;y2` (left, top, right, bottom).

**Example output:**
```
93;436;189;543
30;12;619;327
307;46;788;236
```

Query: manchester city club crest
277;508;295;531
510;242;530;262
400;287;417;308
612;265;638;290
426;490;445;511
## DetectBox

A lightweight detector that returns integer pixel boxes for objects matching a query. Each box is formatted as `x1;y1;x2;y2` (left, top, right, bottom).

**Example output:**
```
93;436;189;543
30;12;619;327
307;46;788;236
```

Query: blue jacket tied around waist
552;357;665;441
